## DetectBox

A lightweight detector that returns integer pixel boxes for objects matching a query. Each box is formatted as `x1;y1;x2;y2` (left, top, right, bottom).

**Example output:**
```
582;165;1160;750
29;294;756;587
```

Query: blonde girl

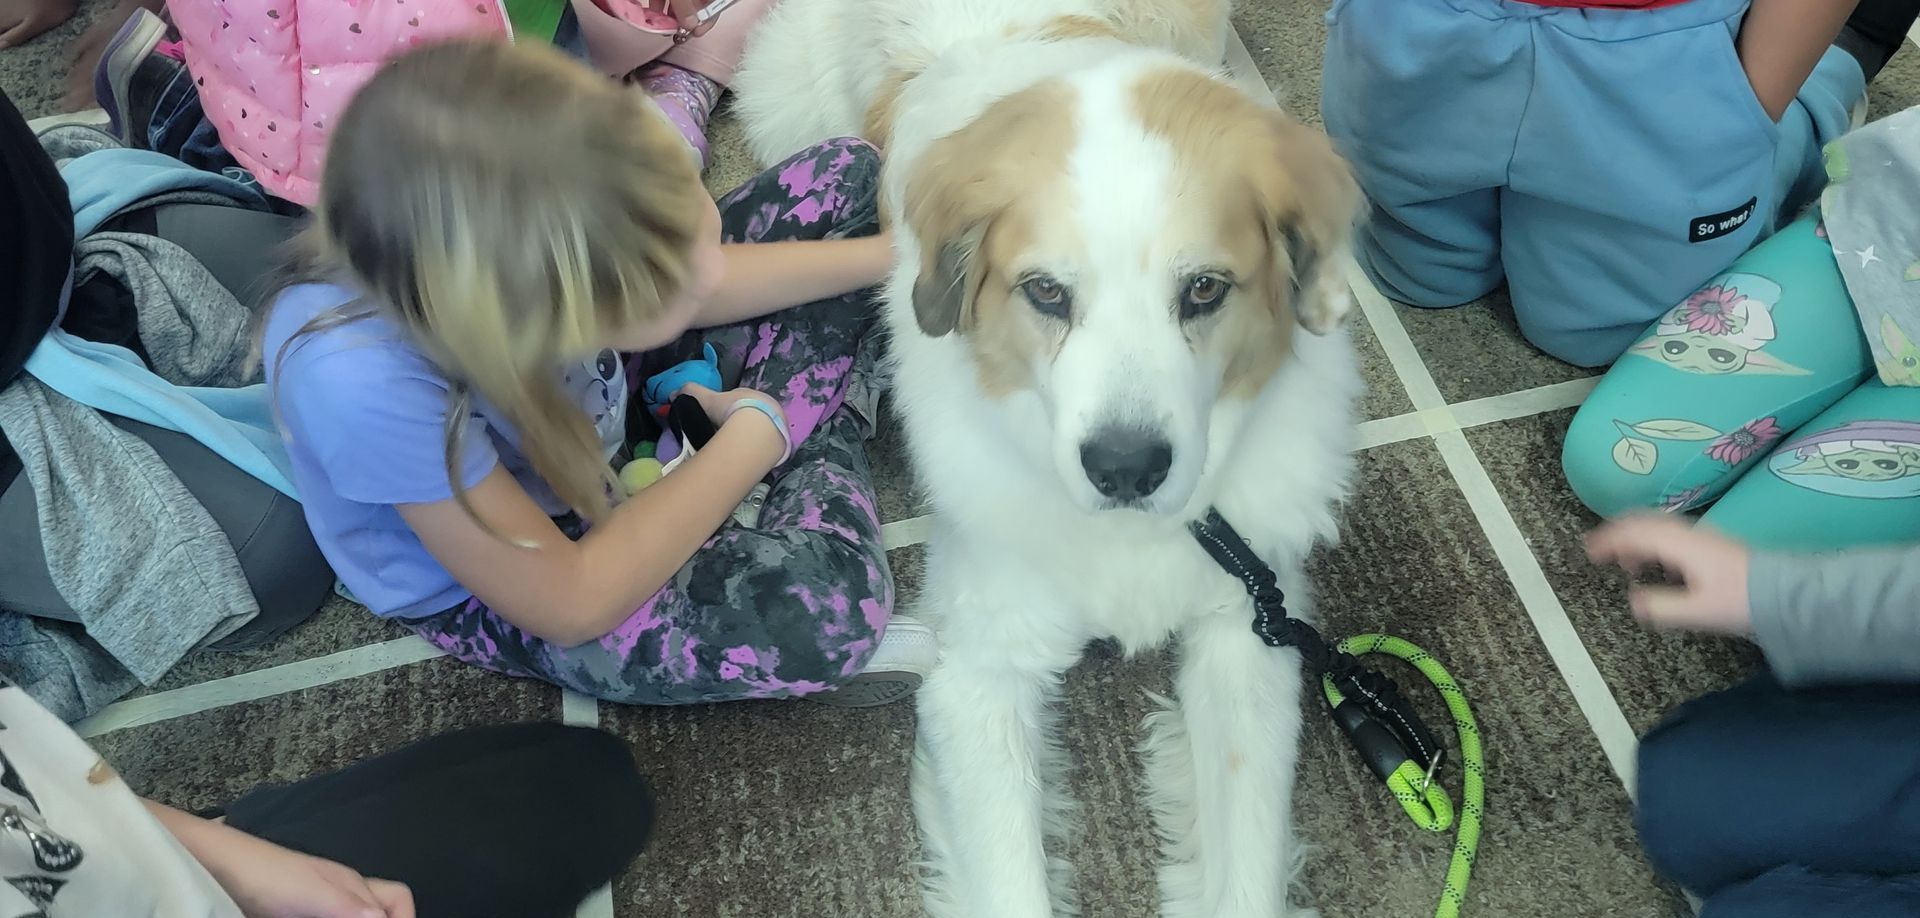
264;40;927;706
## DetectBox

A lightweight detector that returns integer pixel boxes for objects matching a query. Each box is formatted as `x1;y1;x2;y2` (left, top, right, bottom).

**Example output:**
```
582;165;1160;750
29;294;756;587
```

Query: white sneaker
731;483;770;528
811;614;939;708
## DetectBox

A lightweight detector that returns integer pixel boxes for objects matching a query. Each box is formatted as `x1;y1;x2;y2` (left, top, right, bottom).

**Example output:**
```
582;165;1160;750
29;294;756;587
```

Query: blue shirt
262;284;626;619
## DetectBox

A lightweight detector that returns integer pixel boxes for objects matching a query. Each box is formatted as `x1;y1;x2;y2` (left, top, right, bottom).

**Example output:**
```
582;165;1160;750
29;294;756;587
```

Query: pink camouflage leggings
406;139;894;704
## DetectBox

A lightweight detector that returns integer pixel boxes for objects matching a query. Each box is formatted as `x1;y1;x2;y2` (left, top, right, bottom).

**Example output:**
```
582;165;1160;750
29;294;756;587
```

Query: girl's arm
1737;0;1859;122
694;234;892;327
398;399;785;647
1748;543;1920;688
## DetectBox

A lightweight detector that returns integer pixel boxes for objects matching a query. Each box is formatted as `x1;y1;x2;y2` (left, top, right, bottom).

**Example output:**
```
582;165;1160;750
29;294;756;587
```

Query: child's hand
1585;515;1753;636
165;806;414;918
681;383;788;458
667;0;717;36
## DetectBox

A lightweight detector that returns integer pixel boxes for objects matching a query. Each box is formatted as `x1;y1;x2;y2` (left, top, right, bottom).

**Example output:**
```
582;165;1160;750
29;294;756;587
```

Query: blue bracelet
725;397;792;464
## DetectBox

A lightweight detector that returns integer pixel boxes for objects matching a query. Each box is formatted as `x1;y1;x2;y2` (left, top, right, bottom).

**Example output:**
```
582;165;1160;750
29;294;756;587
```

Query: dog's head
898;63;1359;515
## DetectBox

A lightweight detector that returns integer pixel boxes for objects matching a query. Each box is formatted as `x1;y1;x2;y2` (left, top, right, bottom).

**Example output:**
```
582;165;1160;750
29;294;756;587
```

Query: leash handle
1324;634;1484;918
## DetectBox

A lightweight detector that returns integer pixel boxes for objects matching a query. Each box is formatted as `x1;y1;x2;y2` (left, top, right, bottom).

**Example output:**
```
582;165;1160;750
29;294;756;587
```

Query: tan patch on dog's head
902;82;1079;396
1131;67;1359;394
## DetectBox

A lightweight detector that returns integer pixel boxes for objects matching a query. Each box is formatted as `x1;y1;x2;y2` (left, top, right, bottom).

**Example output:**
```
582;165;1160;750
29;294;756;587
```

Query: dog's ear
900;131;1003;338
1254;114;1361;336
909;231;984;337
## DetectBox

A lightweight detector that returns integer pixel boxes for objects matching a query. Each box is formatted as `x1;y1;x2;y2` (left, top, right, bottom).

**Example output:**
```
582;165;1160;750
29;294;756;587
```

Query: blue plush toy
642;342;722;420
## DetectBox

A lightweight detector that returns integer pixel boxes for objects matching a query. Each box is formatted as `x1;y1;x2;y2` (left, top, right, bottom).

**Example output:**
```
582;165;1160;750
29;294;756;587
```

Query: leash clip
1419;749;1444;794
1327;669;1442;786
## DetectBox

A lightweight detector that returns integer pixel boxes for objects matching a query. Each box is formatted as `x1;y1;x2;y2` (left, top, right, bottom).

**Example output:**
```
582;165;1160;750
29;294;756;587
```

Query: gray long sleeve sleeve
1748;544;1920;688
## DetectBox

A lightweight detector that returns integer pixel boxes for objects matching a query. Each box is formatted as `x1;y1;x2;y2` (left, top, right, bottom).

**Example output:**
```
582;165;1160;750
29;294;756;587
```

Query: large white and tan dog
733;4;1363;916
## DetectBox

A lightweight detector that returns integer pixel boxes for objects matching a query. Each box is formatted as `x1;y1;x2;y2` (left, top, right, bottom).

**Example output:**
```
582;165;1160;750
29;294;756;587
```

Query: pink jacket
170;0;511;206
170;0;768;206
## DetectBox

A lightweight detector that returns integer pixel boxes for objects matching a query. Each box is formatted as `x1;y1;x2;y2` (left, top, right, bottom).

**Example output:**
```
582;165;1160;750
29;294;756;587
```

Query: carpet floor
10;3;1920;915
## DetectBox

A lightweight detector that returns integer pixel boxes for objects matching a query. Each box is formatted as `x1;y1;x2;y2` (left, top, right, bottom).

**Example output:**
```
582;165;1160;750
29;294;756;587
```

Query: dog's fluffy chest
922;468;1298;654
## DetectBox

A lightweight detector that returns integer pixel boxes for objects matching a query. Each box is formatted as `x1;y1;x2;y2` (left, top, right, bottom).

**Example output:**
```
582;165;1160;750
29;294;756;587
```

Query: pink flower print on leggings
1672;285;1747;337
1706;417;1784;466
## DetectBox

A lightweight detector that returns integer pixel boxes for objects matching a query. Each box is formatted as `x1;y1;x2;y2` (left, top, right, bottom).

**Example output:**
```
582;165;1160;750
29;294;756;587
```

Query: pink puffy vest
169;0;734;206
170;0;512;206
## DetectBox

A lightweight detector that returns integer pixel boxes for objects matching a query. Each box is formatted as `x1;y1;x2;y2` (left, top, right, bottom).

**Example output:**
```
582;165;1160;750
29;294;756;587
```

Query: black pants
218;722;652;918
1637;675;1920;917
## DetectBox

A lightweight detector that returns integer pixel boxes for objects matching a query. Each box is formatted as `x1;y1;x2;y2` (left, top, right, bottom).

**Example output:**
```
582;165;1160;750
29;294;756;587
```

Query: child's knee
760;539;892;688
1561;406;1673;516
1636;715;1730;886
1343;185;1506;309
1523;321;1644;368
815;136;881;188
1354;217;1505;309
1511;283;1650;367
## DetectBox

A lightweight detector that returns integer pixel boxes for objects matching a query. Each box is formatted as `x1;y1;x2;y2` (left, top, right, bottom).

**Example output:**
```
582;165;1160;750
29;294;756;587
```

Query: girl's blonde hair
274;40;707;531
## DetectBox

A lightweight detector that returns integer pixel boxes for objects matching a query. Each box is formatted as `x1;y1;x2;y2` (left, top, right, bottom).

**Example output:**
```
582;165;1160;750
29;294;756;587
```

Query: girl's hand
1585;514;1753;636
681;382;788;459
221;844;415;918
666;0;716;36
150;799;414;918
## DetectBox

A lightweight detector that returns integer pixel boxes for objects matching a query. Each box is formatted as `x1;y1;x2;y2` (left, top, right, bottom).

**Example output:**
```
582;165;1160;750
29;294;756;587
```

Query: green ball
619;458;665;494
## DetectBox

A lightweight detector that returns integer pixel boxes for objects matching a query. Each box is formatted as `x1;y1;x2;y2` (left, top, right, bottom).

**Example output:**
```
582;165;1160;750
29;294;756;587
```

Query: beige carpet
16;2;1920;915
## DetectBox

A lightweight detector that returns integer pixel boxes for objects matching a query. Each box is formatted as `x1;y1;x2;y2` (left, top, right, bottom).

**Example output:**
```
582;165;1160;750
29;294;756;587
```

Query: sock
1837;0;1920;82
631;62;721;168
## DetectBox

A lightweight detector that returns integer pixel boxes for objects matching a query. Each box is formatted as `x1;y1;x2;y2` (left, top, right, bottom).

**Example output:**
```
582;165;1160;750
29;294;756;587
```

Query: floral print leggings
407;139;894;704
1563;215;1920;552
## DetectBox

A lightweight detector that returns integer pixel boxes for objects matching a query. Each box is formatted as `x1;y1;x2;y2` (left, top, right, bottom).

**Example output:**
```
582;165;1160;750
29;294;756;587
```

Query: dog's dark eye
1708;347;1737;365
1663;340;1689;356
1020;276;1071;319
1876;459;1900;471
1179;274;1231;319
1837;459;1860;471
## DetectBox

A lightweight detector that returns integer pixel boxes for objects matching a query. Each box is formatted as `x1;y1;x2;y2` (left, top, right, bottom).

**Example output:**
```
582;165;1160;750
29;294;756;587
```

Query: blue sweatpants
1638;675;1920;917
1322;0;1865;367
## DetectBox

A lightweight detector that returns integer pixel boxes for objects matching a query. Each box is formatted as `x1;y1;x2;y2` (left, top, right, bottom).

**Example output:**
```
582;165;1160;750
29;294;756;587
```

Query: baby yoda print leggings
406;139;894;704
1563;215;1920;552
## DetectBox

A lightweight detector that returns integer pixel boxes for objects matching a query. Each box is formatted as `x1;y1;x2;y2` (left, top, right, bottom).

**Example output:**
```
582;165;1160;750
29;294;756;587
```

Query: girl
263;40;930;706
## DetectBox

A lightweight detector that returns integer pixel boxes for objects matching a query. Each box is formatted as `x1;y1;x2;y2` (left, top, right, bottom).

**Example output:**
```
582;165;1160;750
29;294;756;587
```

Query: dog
733;4;1364;916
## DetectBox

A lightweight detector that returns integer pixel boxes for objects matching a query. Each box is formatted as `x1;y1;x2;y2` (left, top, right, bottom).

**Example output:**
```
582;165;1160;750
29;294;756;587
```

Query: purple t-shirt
263;284;627;619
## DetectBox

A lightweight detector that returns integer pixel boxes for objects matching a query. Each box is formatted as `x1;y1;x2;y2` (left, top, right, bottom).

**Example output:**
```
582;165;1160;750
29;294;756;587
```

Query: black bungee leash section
1187;508;1443;783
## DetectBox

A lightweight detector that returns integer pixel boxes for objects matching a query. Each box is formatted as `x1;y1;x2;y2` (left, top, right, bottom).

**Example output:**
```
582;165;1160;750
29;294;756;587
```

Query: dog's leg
1150;607;1312;918
914;672;1079;918
911;553;1085;918
915;646;1079;918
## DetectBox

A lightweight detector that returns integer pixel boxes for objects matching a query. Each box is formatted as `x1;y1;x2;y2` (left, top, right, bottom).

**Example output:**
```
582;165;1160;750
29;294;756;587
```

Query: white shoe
811;615;938;708
731;483;770;528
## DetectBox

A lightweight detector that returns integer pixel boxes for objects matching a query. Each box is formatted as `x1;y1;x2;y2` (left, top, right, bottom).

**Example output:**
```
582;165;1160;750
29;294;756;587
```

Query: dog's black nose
1080;429;1173;502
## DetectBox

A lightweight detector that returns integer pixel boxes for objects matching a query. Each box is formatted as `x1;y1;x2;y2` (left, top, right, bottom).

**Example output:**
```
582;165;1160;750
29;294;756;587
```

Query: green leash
1321;634;1484;918
1189;511;1484;918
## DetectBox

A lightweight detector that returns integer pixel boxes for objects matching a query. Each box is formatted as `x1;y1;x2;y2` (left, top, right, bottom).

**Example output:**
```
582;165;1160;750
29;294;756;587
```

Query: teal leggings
1563;216;1920;551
